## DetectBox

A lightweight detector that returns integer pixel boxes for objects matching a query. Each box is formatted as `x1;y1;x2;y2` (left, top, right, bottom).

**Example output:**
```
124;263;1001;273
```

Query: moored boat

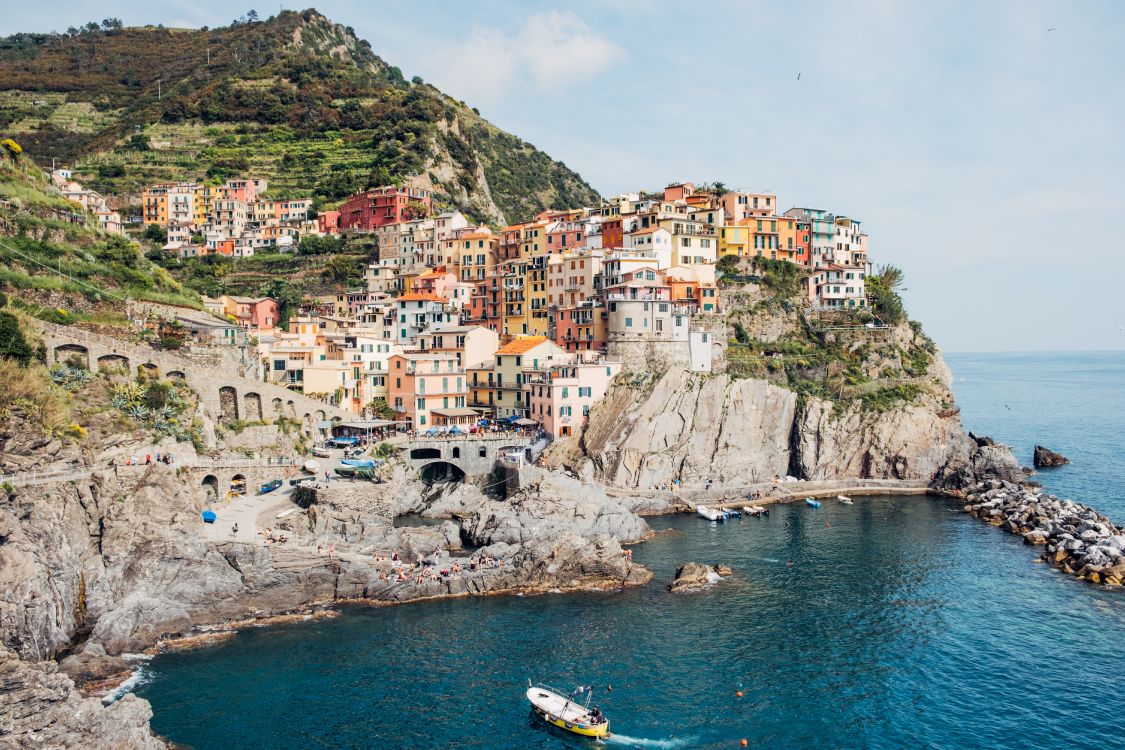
805;498;822;508
696;505;724;522
258;479;283;494
526;682;609;739
340;458;376;468
743;505;769;517
837;495;854;505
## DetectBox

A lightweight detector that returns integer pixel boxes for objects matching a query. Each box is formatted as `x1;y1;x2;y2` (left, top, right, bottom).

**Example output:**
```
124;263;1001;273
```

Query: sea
133;352;1125;750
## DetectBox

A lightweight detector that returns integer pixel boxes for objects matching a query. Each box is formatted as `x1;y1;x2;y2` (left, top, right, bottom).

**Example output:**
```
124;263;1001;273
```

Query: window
625;317;633;327
562;387;569;398
417;398;425;409
583;405;590;416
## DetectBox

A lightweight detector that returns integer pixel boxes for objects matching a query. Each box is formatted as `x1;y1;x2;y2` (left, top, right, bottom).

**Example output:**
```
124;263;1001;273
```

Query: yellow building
501;260;529;337
455;230;498;283
719;218;784;259
468;335;569;419
526;252;557;336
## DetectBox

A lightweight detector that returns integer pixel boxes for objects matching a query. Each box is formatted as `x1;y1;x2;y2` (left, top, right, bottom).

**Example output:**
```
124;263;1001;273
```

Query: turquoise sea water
135;353;1125;750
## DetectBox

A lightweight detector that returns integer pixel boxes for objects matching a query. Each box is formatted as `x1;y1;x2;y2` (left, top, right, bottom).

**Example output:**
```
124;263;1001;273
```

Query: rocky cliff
568;313;1008;491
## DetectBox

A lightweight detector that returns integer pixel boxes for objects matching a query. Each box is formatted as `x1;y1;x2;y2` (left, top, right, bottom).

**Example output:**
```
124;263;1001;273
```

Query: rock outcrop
0;644;163;750
1033;445;1070;468
668;562;732;593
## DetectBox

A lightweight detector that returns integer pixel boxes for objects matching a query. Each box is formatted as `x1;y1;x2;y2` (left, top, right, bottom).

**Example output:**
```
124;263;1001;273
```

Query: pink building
222;295;279;331
526;359;622;439
387;352;470;430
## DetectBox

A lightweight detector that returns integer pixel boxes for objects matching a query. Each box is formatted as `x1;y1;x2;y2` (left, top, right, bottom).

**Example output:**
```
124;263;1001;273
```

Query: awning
328;437;359;446
430;408;479;418
337;419;398;429
514;418;538;426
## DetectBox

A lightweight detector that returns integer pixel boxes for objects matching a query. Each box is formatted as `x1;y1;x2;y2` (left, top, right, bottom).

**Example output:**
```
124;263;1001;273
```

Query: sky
4;0;1124;352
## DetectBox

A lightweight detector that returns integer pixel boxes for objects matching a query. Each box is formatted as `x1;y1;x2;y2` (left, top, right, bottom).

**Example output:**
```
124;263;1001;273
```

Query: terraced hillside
0;9;602;224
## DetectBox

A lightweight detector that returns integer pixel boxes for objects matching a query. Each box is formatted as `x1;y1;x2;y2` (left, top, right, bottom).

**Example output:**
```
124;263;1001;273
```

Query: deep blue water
135;353;1125;750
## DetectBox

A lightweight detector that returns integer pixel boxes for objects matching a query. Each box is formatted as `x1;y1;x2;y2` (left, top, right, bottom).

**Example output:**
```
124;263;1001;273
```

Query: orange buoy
741;740;748;747
736;690;743;698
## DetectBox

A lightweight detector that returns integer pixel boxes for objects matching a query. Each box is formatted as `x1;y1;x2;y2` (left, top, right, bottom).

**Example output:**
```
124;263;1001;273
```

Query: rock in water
1033;445;1070;468
668;562;731;593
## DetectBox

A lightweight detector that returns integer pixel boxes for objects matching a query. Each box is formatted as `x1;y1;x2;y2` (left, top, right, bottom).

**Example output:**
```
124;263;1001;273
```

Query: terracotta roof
495;336;549;355
629;226;666;236
397;293;447;303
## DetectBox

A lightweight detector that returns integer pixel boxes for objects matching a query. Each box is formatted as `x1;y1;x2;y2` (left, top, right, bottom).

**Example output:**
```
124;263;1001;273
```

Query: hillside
0;148;198;327
0;9;601;224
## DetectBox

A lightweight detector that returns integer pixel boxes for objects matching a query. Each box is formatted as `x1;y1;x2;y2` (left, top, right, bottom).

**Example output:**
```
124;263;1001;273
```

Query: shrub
0;312;35;365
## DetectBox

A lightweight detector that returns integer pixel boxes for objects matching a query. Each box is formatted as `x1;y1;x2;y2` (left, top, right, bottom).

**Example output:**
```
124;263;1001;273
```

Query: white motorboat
526;682;609;738
837;495;854;505
696;505;724;522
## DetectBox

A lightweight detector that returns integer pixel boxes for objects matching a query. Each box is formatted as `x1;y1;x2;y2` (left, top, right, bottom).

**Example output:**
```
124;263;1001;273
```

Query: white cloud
423;10;623;104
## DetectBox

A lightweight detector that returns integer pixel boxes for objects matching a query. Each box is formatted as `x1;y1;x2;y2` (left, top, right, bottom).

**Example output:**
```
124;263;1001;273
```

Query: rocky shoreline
954;479;1125;585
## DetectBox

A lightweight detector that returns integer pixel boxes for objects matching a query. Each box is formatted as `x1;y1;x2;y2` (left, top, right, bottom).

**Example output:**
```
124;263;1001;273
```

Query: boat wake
605;733;697;749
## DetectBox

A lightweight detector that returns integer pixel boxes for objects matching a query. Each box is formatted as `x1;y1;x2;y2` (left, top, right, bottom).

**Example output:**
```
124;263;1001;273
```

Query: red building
317;210;341;235
794;219;812;265
602;217;624;249
339;187;433;231
465;273;504;333
554;303;607;353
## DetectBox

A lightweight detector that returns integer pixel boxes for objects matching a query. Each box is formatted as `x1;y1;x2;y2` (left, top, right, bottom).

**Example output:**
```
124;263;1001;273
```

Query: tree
874;264;905;291
143;223;167;244
322;255;359;285
717;254;741;274
246;9;259;22
0;312;35;366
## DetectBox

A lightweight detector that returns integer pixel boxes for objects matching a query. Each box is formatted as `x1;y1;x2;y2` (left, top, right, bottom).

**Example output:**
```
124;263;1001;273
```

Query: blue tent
201;509;217;523
449;425;463;434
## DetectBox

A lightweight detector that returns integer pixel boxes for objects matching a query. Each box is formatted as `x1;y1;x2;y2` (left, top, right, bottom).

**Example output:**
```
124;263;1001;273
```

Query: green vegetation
367;397;397;420
860;383;924;412
0;310;35;364
867;264;906;325
751;256;806;300
0;10;600;223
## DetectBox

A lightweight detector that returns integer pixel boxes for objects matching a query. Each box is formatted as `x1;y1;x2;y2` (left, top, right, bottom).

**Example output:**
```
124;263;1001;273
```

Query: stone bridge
402;434;535;481
35;321;352;437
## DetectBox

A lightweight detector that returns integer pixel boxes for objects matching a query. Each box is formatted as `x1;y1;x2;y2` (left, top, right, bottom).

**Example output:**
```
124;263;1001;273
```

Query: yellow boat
526;681;610;739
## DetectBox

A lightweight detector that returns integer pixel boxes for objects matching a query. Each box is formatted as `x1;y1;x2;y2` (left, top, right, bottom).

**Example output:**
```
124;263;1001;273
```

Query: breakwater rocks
960;480;1125;585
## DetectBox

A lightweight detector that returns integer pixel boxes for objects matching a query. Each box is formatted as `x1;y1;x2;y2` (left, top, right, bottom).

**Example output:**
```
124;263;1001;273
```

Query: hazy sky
4;1;1124;351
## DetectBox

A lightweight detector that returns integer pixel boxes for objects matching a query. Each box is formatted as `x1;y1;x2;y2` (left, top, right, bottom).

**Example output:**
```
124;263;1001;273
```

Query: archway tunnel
419;461;466;485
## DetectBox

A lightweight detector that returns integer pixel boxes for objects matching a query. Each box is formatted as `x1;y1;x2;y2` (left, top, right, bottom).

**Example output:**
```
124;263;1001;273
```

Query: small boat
258;479;283;494
837;495;854;505
725;508;741;518
334;465;379;480
289;475;315;486
526;682;609;739
311;446;331;458
805;498;822;509
340;458;376;468
696;505;724;522
743;505;769;517
201;509;217;523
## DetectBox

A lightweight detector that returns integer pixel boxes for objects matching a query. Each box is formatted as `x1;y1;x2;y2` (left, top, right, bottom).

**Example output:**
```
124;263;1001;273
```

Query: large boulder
1033;445;1069;468
668;562;731;593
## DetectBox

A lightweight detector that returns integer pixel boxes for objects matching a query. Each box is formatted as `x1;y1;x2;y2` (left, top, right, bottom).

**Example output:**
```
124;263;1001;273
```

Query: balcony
605;293;669;302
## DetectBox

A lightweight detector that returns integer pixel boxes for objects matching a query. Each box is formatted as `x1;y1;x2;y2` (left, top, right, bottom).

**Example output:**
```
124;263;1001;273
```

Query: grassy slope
0;9;602;224
0;153;200;327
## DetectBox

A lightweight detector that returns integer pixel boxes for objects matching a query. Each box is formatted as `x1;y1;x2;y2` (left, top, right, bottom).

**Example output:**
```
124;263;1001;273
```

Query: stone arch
230;473;247;496
201;474;219;501
271;397;283;414
167;370;186;380
140;362;159;375
419;461;466;484
97;354;130;372
243;392;263;421
409;447;441;460
219;386;239;423
478;445;488;458
53;344;89;369
451;446;461;459
314;409;326;423
286;400;296;417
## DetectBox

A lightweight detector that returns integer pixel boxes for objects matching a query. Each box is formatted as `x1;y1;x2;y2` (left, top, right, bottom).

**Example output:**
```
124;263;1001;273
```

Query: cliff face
574;334;984;490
